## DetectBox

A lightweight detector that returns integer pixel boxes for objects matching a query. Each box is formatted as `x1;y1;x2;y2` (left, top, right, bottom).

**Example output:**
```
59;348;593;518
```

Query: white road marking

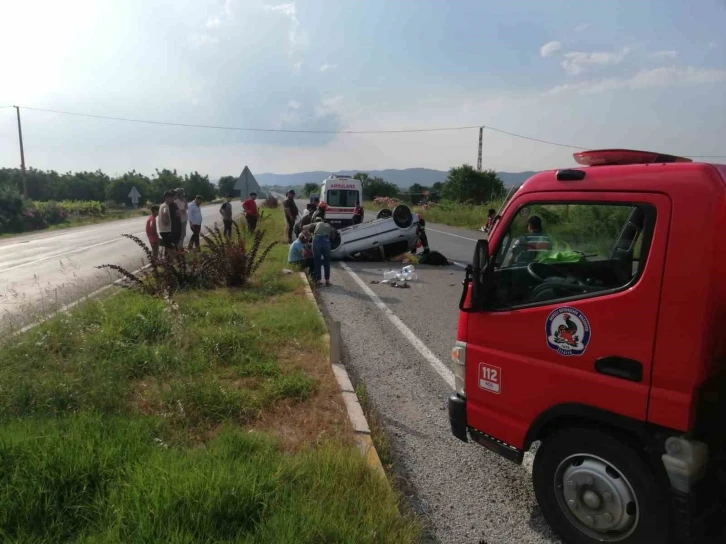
427;227;479;242
340;262;455;390
340;261;535;473
452;261;468;269
0;236;133;273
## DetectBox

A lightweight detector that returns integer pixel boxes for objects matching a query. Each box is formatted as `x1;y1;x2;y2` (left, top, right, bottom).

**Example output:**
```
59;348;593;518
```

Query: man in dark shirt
169;190;182;247
220;194;234;237
283;190;299;243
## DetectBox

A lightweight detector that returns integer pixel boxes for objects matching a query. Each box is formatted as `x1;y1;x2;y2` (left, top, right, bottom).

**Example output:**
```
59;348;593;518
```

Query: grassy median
0;211;420;543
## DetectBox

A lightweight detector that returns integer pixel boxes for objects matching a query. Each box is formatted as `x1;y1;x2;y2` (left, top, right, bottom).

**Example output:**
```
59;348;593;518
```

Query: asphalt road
0;202;243;329
310;213;561;543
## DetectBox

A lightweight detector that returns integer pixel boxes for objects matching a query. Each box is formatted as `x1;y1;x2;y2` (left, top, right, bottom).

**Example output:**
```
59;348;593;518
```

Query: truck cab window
488;203;654;309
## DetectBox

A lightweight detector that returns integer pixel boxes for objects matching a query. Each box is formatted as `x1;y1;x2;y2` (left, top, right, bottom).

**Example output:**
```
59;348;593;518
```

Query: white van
320;175;362;227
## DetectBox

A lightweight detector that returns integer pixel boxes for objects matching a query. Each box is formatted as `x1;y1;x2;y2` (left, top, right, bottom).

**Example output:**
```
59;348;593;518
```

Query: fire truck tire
532;427;668;544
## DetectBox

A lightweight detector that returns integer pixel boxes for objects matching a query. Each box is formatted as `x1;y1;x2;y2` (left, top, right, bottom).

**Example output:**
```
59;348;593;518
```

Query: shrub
373;196;398;209
97;234;216;297
97;221;278;296
262;195;279;208
202;222;278;287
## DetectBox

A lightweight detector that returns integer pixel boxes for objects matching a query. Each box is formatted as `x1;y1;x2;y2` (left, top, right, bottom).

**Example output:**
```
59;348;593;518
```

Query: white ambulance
320;175;362;227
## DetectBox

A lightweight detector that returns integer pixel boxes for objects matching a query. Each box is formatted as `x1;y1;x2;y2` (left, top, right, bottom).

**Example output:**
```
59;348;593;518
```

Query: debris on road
383;265;417;283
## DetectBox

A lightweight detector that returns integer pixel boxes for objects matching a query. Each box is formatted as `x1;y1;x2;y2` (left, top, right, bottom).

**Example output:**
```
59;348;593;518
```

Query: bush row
0;186;110;233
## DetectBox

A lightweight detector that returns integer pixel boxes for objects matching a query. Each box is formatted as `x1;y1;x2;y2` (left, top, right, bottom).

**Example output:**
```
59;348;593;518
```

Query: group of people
219;192;259;237
144;190;260;259
285;190;335;287
145;188;204;258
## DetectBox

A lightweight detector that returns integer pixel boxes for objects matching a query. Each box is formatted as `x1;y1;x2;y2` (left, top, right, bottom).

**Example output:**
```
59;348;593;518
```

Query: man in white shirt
187;195;203;250
175;189;188;250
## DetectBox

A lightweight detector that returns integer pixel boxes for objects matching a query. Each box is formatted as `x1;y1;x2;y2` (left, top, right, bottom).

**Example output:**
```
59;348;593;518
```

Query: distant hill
255;168;535;189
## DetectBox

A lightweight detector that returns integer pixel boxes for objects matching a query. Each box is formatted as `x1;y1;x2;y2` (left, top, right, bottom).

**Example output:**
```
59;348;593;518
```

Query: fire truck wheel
533;427;668;544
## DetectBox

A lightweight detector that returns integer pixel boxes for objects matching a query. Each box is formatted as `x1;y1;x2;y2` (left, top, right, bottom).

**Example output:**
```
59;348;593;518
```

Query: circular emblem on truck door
545;307;591;356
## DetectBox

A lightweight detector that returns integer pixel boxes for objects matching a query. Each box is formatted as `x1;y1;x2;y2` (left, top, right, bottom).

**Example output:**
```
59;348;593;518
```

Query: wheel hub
555;455;639;541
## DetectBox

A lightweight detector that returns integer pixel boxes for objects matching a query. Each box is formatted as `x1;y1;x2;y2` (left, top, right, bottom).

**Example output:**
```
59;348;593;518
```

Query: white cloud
206;16;221;28
314;95;343;118
650;50;678;60
560;47;630;75
264;2;308;54
546;66;726;95
575;23;591;32
540;41;562;58
319;63;337;72
292;61;302;73
288;100;300;109
708;41;717;50
188;33;219;48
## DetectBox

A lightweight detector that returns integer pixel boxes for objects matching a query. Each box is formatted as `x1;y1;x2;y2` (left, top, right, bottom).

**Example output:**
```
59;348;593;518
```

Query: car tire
532;427;669;544
376;208;392;219
392;205;413;228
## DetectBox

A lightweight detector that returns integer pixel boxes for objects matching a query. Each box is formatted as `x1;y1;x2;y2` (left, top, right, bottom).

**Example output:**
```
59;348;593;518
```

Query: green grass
0;209;421;542
356;381;392;470
364;198;503;230
0;415;416;543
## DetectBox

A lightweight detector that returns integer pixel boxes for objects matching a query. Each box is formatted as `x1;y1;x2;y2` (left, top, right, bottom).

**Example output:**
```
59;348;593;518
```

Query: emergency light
573;149;692;166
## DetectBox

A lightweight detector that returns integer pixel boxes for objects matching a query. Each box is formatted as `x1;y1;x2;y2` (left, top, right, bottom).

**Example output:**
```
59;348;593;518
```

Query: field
364;198;503;231
0;211;420;543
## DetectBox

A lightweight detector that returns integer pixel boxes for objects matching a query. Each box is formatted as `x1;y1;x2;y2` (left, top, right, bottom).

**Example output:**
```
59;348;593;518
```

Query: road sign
234;166;264;198
128;186;141;208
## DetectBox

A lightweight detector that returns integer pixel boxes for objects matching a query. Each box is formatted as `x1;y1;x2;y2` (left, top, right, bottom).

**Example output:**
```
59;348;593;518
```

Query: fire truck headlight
451;341;466;397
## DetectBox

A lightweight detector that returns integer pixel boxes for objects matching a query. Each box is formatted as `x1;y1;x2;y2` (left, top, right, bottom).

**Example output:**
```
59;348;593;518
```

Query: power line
12;105;726;158
483;125;588;151
19;105;481;134
19;105;588;150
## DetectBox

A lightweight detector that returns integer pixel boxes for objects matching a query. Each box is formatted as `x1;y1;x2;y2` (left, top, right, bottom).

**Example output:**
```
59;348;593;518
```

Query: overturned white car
329;205;419;260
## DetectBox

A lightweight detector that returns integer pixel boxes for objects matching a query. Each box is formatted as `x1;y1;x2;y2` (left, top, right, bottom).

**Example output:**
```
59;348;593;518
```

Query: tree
150;168;184;203
303;182;318;196
441;165;504;204
218;175;237;197
407;183;428;205
183;171;216;202
355;172;399;200
106;171;152;206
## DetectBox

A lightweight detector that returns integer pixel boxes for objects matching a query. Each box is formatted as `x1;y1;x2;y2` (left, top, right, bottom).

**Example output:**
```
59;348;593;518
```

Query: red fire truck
449;150;726;543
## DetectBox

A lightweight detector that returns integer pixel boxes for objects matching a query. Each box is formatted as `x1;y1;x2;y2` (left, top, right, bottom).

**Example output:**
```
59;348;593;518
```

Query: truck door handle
595;356;643;382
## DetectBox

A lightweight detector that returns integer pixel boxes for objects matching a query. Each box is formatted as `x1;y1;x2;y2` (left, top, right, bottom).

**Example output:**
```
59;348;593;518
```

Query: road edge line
340;262;455;389
298;272;387;479
339;264;537;474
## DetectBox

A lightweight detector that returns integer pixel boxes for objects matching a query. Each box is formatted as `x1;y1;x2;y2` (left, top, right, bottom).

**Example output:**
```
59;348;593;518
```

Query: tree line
300;165;506;205
0;167;222;206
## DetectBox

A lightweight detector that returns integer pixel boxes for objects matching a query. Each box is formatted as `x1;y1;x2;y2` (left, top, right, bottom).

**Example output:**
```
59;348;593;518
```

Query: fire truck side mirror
470;239;490;310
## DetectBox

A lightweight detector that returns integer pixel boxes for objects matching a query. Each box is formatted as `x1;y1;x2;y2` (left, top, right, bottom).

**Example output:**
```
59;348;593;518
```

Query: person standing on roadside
169;190;182;249
283;190;299;243
353;201;363;224
158;191;176;254
146;205;160;259
187;195;203;250
220;194;233;237
175;189;188;249
311;217;333;287
242;192;259;233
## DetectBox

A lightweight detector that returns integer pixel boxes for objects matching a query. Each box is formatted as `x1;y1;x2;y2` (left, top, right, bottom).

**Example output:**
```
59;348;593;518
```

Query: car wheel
533;427;669;544
376;208;392;219
392;205;413;228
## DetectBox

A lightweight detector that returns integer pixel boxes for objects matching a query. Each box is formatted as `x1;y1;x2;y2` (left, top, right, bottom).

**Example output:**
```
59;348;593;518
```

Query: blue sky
0;0;724;177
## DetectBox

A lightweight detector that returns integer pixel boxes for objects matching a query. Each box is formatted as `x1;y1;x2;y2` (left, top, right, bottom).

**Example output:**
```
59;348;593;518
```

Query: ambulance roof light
573;149;692;166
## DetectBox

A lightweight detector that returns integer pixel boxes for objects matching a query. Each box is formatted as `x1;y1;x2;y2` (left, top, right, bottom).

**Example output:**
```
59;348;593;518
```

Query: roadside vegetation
0;210;420;543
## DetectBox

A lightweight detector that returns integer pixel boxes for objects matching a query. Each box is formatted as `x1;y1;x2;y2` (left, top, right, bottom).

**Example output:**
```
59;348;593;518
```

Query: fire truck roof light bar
573;149;693;166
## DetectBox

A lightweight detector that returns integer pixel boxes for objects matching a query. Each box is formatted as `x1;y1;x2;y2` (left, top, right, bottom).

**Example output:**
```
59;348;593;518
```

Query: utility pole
14;106;27;199
477;126;483;172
